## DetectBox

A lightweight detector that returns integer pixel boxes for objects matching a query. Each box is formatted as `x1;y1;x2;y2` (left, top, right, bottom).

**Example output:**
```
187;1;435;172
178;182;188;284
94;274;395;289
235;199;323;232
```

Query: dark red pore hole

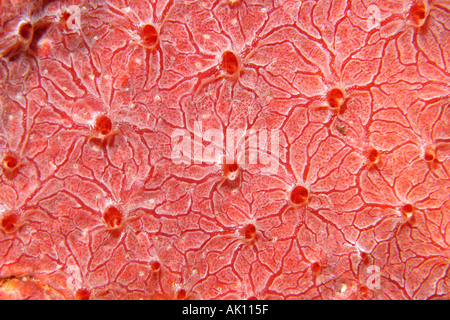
227;163;239;173
244;224;256;239
222;51;239;75
290;186;309;205
151;261;161;272
228;0;243;8
1;214;18;232
75;288;91;300
424;149;435;162
368;148;380;163
141;24;158;47
311;262;321;273
18;22;33;40
224;162;240;181
327;88;344;109
3;155;18;169
410;2;426;24
95;115;112;135
360;285;368;295
402;204;414;215
103;206;123;228
177;289;187;300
